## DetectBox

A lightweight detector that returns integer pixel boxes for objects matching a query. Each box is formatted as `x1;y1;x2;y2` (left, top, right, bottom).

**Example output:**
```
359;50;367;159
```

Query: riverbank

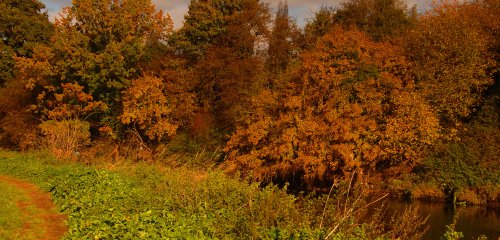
380;177;500;208
368;198;500;239
0;150;430;239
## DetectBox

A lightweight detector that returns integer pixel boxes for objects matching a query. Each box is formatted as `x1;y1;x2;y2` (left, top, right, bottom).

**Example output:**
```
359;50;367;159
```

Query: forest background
0;0;499;206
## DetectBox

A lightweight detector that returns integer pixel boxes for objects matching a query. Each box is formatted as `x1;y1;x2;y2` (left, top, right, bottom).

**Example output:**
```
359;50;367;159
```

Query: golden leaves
225;26;440;184
39;119;91;159
120;75;176;141
120;73;195;142
33;82;107;121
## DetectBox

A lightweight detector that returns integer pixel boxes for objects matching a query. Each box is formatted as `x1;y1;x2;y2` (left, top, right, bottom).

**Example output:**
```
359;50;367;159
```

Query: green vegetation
0;0;53;85
402;96;500;205
417;142;499;203
0;150;427;239
441;211;464;240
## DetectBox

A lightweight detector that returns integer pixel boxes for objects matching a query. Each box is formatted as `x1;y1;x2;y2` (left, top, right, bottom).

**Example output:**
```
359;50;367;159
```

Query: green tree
266;1;301;74
405;0;496;129
0;0;53;85
16;0;172;132
174;0;269;62
334;0;417;40
178;0;270;133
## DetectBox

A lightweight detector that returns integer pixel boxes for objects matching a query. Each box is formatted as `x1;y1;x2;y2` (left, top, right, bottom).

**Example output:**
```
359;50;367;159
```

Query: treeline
0;0;498;192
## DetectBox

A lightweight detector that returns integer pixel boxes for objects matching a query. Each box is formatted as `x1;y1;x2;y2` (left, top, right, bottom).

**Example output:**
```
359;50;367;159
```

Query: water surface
380;200;499;239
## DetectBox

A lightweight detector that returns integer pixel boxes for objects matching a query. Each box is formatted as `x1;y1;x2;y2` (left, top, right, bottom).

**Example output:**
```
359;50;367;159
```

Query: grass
0;150;427;239
0;179;40;240
0;181;24;239
0;150;323;239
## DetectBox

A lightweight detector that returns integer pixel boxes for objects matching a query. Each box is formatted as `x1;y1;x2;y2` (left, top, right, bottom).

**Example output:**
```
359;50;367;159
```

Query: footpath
0;175;66;240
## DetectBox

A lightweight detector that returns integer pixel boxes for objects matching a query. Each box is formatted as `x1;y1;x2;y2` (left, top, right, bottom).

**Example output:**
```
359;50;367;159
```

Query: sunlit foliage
121;74;195;141
0;0;497;197
225;27;439;185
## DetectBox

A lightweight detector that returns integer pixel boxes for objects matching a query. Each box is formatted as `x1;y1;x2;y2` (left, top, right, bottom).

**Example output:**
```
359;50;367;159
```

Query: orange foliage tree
0;75;38;149
225;27;440;185
0;0;53;149
120;72;195;142
29;81;106;158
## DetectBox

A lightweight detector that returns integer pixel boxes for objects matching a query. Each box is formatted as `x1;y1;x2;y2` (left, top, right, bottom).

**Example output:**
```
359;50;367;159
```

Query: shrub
421;143;491;190
39;120;90;159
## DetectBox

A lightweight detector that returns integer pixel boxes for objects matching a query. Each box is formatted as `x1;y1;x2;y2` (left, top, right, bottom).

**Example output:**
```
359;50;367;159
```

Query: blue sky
40;0;431;29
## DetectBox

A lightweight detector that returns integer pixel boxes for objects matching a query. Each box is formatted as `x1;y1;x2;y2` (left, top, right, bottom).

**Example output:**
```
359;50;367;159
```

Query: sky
40;0;431;29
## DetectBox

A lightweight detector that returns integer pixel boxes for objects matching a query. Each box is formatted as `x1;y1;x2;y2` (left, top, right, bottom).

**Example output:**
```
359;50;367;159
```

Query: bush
39;120;90;159
420;142;493;188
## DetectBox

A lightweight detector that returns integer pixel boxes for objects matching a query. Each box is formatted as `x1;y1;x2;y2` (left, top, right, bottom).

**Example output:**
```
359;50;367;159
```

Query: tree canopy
0;0;53;85
0;0;497;192
16;0;172;129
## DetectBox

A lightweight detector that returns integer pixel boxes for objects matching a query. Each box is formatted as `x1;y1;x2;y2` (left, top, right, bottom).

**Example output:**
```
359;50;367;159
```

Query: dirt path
0;175;67;240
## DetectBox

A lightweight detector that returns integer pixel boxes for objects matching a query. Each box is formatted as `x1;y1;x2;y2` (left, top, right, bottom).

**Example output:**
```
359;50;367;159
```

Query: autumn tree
0;0;53;85
32;82;107;121
0;0;53;148
15;0;172;133
404;0;497;129
225;27;439;186
120;55;196;143
34;83;106;158
0;66;38;149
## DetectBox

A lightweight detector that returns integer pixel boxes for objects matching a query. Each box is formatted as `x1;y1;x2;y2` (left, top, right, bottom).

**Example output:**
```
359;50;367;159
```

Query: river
380;200;500;239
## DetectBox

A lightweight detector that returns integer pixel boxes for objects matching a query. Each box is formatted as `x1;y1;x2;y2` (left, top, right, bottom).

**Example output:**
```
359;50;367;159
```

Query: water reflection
378;200;500;239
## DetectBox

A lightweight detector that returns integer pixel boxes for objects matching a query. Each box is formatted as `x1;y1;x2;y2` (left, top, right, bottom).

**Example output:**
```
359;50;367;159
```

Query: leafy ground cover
0;150;426;239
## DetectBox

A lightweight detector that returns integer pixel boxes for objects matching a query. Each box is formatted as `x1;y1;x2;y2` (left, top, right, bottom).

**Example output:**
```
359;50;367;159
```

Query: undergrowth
0;150;427;239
